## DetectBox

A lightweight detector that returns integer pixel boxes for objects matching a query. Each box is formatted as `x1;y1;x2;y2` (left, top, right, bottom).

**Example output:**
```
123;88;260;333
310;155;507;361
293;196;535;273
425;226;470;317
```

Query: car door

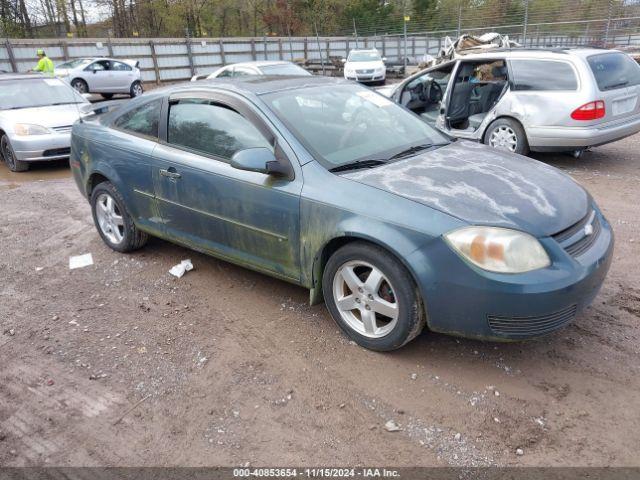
151;91;303;281
105;97;163;231
109;60;136;93
85;60;114;91
394;61;456;131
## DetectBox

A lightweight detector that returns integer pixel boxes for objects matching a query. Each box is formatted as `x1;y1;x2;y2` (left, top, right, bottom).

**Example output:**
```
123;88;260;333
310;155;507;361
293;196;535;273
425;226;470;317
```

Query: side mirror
230;147;288;177
341;58;347;63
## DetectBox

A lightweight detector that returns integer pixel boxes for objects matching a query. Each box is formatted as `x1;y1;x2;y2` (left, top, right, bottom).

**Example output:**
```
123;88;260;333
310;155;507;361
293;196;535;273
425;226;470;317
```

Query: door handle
160;168;181;179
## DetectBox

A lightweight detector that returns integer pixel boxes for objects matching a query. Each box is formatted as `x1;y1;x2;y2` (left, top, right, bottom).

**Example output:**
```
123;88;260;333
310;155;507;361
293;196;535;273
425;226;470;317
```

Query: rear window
587;52;640;91
511;60;578;91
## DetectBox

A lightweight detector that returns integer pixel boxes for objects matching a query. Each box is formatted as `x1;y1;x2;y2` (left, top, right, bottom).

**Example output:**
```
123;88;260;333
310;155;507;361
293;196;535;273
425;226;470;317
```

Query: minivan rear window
587;52;640;91
511;60;578;91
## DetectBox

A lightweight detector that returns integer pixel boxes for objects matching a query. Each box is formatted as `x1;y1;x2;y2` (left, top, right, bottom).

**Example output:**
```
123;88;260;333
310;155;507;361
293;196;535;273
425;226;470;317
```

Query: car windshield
348;51;382;62
260;64;311;76
57;58;92;69
263;84;448;169
0;77;86;110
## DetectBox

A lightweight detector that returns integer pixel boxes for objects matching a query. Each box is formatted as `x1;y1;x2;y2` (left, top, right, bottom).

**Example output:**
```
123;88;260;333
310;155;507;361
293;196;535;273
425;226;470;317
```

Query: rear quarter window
511;60;578;91
113;99;161;138
587;52;640;91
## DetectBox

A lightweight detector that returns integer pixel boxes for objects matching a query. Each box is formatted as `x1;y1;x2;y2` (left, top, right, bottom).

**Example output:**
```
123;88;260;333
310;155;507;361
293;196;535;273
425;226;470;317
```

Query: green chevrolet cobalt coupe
70;76;613;351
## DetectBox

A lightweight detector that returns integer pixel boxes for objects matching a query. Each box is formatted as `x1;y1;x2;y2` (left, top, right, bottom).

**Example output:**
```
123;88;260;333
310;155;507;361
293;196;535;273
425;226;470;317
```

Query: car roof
349;49;380;53
449;47;617;61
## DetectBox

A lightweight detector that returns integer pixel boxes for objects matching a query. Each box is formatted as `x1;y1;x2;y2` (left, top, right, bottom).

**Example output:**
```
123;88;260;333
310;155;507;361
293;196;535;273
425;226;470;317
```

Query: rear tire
484;118;529;156
1;135;28;172
322;241;425;351
90;181;148;253
71;78;89;94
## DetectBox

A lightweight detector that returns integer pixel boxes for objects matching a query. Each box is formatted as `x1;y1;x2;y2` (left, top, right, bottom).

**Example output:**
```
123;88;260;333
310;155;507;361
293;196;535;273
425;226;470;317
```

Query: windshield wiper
603;80;629;90
329;159;388;173
388;142;448;160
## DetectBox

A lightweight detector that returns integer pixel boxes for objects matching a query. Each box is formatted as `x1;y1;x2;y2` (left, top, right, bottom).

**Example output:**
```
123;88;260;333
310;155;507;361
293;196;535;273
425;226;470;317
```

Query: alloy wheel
489;125;518;152
95;192;124;245
132;83;143;96
332;260;399;338
72;80;87;94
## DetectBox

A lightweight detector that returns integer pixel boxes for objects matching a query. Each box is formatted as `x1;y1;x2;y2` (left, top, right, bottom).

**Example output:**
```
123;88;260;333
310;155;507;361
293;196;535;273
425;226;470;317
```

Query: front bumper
527;113;640;150
345;74;386;83
408;208;614;340
10;132;71;162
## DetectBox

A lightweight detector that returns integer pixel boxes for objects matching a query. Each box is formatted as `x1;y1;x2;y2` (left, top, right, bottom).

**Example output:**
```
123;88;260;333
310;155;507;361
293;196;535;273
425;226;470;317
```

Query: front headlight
57;72;69;78
444;226;550;273
14;123;51;136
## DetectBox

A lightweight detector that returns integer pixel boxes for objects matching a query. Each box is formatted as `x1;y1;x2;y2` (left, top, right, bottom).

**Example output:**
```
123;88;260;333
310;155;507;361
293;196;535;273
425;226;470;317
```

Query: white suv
343;49;386;85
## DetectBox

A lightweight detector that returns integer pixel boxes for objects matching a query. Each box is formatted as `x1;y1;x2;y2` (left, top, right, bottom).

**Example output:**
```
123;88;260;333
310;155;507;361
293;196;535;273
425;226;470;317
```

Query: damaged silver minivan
380;48;640;156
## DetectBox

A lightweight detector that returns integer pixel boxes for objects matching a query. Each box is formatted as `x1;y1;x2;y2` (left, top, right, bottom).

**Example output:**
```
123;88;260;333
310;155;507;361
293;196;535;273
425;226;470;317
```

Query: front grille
43;147;71;157
356;69;374;74
52;125;72;134
487;305;577;338
552;209;601;258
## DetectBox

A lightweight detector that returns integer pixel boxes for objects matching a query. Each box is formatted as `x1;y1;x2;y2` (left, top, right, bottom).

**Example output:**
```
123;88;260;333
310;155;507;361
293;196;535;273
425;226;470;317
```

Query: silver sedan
56;57;143;99
0;73;87;172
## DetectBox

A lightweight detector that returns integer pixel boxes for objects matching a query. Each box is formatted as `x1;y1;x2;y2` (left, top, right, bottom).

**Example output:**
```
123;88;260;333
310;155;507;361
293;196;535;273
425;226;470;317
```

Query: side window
216;68;233;78
167;99;272;161
113;99;161;138
511;60;578;91
111;61;132;72
233;68;254;77
86;61;106;72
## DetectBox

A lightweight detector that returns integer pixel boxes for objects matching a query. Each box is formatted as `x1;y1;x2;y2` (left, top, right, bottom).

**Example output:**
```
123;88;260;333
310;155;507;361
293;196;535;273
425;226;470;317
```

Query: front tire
130;81;143;97
484;118;529;155
1;135;28;172
90;181;148;252
322;242;425;351
71;78;89;94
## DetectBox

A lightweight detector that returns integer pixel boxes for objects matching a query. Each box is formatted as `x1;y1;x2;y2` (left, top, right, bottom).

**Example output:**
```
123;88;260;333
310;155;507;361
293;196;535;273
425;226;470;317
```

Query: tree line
0;0;632;39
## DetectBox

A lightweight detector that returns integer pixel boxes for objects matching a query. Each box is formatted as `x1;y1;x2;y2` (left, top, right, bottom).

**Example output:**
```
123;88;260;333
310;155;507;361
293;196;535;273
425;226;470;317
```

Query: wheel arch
309;234;424;309
87;172;111;198
481;115;529;146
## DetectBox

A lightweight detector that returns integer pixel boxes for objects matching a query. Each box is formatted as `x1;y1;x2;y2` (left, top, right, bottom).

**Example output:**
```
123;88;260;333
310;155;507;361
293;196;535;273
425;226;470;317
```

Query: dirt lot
0;135;639;468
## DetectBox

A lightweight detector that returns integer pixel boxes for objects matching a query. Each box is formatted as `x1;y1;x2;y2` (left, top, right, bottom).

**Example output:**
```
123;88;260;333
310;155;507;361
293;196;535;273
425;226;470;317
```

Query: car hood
346;61;384;70
0;104;84;129
343;141;588;237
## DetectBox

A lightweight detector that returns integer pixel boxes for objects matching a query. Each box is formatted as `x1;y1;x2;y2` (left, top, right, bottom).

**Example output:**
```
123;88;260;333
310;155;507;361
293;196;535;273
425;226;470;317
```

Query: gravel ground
0;135;639;467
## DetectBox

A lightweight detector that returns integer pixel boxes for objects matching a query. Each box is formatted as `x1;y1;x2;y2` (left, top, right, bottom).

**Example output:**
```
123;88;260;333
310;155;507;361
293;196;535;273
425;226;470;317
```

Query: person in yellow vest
30;49;54;76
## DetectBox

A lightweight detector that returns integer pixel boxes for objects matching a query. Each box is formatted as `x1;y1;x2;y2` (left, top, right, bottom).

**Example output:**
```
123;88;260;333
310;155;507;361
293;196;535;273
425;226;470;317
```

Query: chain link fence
3;0;640;83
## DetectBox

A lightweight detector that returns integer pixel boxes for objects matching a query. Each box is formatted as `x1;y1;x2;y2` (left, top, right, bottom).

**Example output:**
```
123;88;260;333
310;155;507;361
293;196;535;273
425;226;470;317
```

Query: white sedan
191;61;311;81
342;49;387;85
55;57;143;99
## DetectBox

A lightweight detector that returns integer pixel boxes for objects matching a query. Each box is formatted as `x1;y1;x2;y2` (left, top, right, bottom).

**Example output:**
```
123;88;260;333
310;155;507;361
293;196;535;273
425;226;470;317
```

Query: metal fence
3;29;640;84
